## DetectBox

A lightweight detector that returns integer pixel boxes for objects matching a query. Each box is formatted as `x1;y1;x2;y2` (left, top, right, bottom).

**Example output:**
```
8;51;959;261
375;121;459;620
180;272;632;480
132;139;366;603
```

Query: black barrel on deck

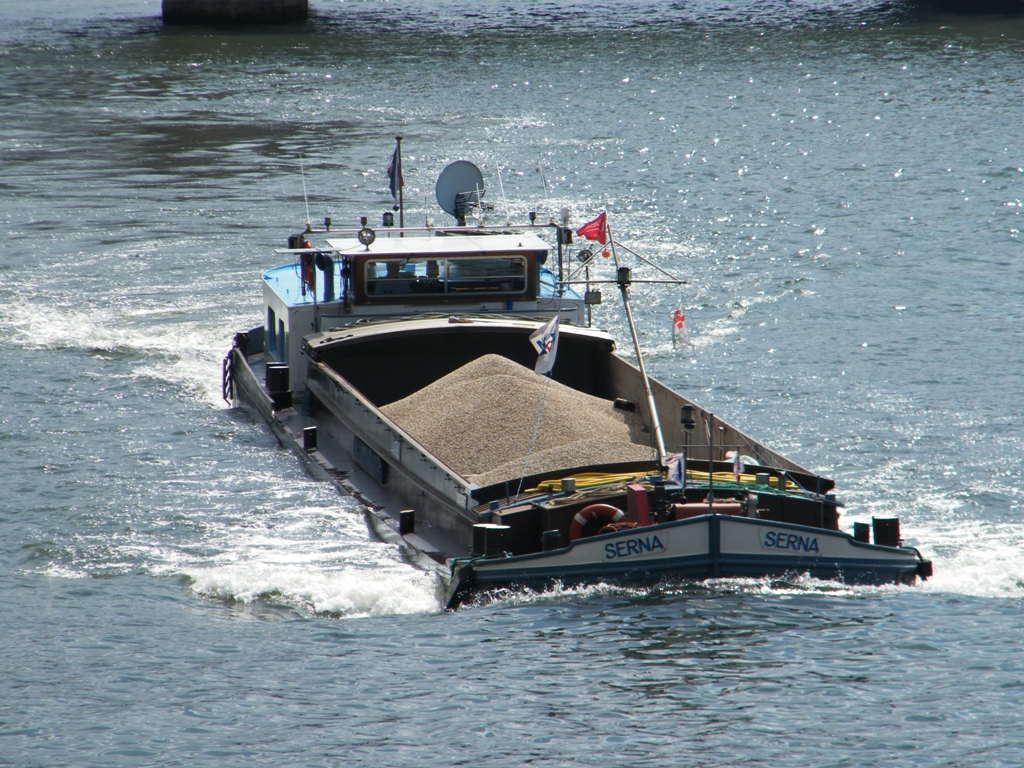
872;517;901;548
266;363;289;393
265;364;292;410
853;522;871;543
472;524;510;556
399;510;415;536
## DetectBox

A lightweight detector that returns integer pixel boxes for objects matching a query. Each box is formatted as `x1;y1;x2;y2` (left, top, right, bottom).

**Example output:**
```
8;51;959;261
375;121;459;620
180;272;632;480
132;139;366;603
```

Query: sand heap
380;354;656;486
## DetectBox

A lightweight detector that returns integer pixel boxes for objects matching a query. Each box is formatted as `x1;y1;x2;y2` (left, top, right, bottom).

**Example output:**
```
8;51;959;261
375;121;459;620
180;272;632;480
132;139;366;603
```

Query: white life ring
569;504;625;541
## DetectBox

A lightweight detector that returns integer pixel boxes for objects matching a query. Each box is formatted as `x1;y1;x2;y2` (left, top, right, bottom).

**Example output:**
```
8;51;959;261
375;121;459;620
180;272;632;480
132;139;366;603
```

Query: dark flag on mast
387;136;405;231
387;143;403;199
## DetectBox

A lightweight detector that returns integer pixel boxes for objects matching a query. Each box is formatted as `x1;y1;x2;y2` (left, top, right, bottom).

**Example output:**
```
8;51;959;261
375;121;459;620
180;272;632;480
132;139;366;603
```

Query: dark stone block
163;0;308;24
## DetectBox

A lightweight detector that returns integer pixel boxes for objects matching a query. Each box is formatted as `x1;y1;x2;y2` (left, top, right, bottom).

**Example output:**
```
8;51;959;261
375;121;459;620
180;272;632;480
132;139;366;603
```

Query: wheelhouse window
267;307;276;357
364;256;528;297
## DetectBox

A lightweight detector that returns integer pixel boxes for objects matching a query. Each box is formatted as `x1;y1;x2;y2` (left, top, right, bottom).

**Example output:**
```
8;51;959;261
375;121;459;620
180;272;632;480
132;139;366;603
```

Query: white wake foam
910;520;1024;599
2;298;254;407
828;508;1024;600
176;496;444;617
189;562;441;617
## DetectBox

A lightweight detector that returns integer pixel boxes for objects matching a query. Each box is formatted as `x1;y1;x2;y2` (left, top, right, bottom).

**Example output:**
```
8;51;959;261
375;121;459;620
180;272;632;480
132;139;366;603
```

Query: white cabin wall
261;283;315;395
286;304;316;394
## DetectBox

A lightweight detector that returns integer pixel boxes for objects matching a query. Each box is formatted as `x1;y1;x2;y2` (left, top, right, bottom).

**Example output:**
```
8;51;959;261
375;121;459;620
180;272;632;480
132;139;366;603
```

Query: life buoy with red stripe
569;504;625;541
301;250;316;293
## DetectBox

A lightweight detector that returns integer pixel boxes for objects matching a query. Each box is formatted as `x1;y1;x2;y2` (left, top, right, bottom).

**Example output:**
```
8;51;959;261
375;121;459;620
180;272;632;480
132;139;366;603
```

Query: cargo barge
223;158;932;609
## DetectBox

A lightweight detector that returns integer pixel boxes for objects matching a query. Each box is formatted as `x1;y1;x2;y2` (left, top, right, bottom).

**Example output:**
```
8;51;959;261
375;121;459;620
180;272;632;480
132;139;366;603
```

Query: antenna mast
299;154;311;230
536;155;549;199
611;224;668;466
497;167;510;226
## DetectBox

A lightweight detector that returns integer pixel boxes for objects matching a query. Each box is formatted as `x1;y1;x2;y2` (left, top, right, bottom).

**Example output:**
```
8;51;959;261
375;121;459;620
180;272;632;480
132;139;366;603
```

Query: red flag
671;309;692;350
576;212;607;245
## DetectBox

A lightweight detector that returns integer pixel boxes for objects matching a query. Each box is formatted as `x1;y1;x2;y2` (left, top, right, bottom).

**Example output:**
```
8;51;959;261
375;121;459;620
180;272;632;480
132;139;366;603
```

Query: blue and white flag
529;316;559;375
665;454;685;486
726;450;745;483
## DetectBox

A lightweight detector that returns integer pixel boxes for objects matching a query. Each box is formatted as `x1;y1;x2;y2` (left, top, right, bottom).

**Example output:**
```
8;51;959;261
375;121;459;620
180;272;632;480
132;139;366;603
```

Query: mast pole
707;414;715;510
611;222;667;467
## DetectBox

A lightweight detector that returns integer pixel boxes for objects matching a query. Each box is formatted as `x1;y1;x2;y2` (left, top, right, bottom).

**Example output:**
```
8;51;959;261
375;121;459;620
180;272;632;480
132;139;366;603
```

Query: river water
2;1;1023;765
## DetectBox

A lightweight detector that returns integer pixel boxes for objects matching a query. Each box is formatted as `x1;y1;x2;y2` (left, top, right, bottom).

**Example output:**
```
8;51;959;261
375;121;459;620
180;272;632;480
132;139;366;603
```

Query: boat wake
838;458;1024;600
3;290;450;617
31;491;444;618
155;491;443;618
911;520;1024;599
186;561;441;618
3;298;251;407
449;574;892;613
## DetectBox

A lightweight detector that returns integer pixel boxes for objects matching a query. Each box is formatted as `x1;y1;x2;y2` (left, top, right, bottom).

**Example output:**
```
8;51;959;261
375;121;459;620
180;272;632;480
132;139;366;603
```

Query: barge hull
450;515;922;607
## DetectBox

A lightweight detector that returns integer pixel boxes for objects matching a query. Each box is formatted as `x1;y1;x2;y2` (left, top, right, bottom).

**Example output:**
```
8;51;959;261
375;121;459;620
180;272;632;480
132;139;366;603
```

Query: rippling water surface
2;1;1023;765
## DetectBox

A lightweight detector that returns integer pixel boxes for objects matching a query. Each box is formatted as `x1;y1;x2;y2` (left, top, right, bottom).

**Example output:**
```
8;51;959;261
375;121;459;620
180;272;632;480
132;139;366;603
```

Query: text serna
762;530;819;554
604;535;665;560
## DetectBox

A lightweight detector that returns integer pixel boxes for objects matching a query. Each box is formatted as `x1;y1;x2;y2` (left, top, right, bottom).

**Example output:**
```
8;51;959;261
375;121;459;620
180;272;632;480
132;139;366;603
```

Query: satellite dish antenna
435;161;485;224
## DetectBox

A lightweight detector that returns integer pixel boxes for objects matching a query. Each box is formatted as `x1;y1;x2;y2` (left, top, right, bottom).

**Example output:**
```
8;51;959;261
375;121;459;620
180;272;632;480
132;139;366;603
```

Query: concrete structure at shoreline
162;0;308;23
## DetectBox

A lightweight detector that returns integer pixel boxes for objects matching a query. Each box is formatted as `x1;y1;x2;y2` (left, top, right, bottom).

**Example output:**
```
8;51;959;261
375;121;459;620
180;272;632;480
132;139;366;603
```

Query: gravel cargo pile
380;354;655;483
468;439;657;488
